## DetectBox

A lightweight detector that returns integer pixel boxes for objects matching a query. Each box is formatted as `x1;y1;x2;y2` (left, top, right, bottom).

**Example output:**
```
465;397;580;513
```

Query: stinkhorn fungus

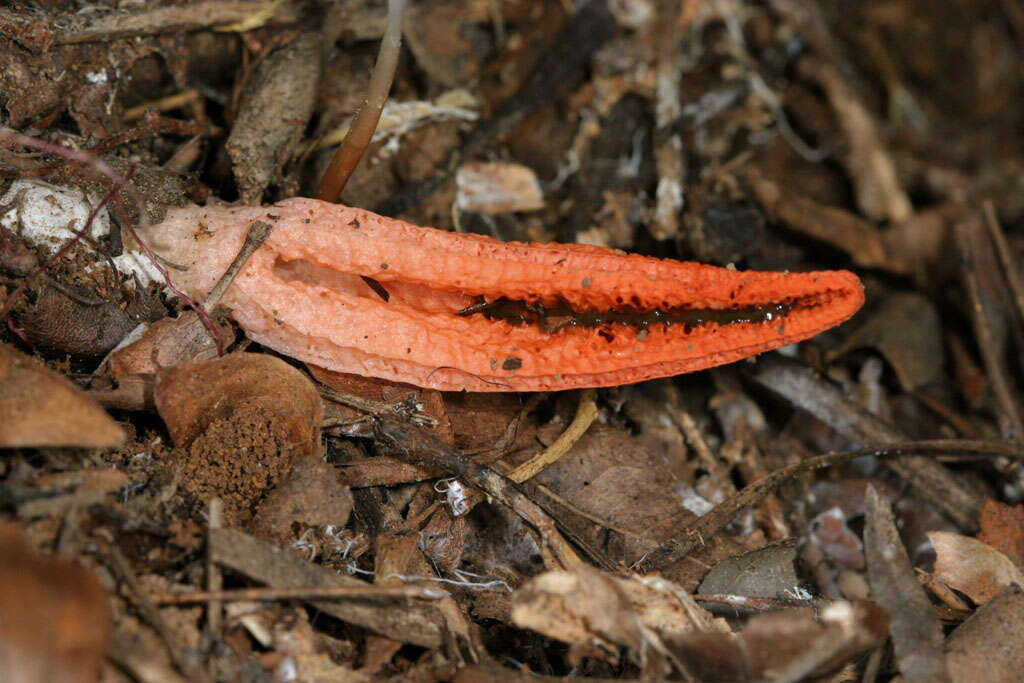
134;198;864;391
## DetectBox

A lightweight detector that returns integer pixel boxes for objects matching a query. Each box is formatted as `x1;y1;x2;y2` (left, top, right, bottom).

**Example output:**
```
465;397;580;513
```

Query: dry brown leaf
698;539;800;598
99;312;234;376
0;341;125;448
0;524;110;682
977;499;1024;569
251;456;354;545
808;61;912;223
512;565;646;663
663;600;888;681
829;292;945;390
945;585;1024;682
929;531;1024;605
512;565;721;668
866;486;951;681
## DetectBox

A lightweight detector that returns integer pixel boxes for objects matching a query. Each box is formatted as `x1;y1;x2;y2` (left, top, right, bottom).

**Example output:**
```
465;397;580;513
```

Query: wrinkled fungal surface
136;198;864;391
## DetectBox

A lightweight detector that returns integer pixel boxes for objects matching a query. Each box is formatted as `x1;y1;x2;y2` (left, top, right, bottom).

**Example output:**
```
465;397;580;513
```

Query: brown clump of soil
173;403;295;526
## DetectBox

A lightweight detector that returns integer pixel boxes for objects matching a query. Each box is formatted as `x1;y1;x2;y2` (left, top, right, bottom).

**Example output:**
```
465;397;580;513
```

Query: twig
203;220;273;310
650;0;685;240
99;539;212;683
955;217;1024;443
153;583;442;605
748;355;984;531
668;401;733;489
319;385;438;428
982;200;1024;327
632;439;1024;574
506;389;598;483
205;497;223;637
124;89;203;121
315;0;405;202
373;417;584;570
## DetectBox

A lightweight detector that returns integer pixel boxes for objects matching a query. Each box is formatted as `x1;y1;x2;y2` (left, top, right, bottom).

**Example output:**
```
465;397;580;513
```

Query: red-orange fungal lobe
139;198;864;391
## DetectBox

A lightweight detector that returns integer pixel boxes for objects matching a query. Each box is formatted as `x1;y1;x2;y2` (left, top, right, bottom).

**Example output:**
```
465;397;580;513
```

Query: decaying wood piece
208;527;444;648
864;486;951;682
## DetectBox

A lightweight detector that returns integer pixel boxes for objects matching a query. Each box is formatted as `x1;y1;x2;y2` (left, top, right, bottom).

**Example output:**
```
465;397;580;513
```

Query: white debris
109;250;163;285
456;161;545;214
783;585;813;601
313;92;479;152
84;69;108;84
0;179;163;286
0;179;111;252
675;483;715;516
435;478;470;516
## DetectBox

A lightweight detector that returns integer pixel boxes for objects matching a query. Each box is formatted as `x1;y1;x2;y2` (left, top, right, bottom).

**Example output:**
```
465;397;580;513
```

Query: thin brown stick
669;402;733;487
955;218;1024;443
205;497;223;636
315;0;404;202
203;220;273;310
982;200;1024;326
318;385;438;427
373;416;585;570
124;89;202;121
153;583;442;605
632;439;1024;574
99;539;213;683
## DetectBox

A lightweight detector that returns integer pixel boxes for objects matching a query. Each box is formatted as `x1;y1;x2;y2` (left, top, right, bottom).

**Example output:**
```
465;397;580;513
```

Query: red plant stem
109;193;226;356
314;0;404;202
0;126;143;214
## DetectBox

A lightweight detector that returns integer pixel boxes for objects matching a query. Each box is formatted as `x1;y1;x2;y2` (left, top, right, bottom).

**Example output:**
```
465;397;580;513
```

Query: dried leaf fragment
512;565;721;668
865;486;951;681
0;524;110;683
662;600;888;681
945;585;1024;682
455;161;545;214
0;342;125;448
929;531;1024;605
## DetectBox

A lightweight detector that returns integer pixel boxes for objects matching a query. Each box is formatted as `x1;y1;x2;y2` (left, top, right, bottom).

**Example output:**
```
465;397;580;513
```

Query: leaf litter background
2;0;1024;680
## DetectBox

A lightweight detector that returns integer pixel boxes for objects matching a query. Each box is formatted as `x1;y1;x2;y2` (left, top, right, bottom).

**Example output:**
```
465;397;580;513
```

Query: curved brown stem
315;0;405;203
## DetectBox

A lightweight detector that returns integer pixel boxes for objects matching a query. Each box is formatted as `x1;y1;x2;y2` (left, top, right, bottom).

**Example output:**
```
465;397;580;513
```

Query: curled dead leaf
512;565;721;669
663;600;888;680
99;311;234;376
0;342;125;448
929;531;1024;605
0;524;110;683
